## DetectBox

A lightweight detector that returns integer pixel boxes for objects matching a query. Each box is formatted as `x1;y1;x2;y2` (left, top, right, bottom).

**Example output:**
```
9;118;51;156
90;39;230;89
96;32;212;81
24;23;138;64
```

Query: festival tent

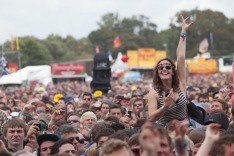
111;52;129;74
27;65;52;85
111;52;141;82
0;72;22;84
0;65;51;85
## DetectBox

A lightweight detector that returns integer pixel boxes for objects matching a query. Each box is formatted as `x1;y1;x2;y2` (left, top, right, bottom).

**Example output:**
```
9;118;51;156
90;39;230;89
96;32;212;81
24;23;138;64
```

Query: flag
199;38;209;53
113;37;121;48
16;37;20;51
95;45;100;54
0;45;10;76
108;51;113;62
209;32;213;49
10;36;14;51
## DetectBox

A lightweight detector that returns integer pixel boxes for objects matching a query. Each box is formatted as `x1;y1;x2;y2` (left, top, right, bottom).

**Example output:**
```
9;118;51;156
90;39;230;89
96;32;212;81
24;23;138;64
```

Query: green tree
165;9;234;59
19;36;53;67
88;13;160;58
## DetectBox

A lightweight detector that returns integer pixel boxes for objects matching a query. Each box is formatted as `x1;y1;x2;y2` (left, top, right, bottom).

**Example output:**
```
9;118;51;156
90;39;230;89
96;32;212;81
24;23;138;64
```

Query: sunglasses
83;98;91;101
69;137;85;144
157;65;172;70
133;103;143;107
67;120;80;124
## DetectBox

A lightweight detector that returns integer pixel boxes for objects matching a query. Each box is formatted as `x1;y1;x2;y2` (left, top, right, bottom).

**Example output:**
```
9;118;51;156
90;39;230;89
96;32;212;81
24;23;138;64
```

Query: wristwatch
160;105;167;112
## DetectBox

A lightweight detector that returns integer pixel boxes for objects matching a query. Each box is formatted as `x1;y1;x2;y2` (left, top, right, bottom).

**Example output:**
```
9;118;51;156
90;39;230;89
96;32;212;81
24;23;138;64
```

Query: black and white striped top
156;88;187;127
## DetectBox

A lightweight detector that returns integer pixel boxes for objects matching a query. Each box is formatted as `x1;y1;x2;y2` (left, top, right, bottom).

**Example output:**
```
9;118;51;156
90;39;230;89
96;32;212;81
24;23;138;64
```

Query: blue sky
0;0;233;44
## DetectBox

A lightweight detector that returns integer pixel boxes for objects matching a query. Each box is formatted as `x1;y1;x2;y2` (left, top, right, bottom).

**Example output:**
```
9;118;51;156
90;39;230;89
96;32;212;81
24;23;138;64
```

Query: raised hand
219;87;231;99
174;121;189;155
181;15;193;32
195;123;221;156
22;103;33;114
51;110;65;121
206;123;220;141
139;122;160;153
27;122;40;138
174;121;189;142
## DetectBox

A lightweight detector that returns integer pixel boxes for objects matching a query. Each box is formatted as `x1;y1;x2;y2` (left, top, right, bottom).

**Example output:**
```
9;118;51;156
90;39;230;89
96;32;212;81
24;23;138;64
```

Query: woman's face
8;99;14;107
67;104;75;112
157;60;173;80
28;134;38;147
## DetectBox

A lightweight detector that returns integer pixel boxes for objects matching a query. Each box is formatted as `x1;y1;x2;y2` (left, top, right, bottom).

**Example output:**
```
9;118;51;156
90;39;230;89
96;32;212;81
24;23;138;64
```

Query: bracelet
180;32;186;41
180;32;186;37
175;140;188;151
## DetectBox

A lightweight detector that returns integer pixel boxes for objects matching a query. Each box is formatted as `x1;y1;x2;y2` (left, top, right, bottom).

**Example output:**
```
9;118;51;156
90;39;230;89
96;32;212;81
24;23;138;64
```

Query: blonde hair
80;111;97;122
99;139;131;156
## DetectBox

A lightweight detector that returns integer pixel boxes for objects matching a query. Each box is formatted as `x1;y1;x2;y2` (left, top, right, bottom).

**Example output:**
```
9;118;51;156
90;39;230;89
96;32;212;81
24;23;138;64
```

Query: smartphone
127;110;132;119
35;124;48;131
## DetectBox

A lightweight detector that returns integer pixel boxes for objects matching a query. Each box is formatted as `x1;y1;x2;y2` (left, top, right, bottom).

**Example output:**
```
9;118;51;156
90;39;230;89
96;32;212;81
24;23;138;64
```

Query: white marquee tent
0;65;52;85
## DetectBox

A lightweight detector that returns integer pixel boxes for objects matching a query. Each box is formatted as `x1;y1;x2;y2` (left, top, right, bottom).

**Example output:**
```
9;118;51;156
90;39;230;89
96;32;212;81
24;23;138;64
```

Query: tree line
2;9;234;67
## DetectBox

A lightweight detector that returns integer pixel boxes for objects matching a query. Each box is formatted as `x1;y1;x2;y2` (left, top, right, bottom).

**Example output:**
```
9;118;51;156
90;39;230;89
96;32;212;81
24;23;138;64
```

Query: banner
187;56;218;75
127;50;138;68
155;50;167;65
127;48;167;69
138;48;156;68
50;63;86;77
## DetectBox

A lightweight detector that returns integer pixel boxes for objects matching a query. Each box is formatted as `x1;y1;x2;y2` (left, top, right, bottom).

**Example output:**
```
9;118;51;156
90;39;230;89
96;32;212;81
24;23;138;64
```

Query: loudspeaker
91;53;111;93
91;81;111;94
94;53;110;69
92;68;111;82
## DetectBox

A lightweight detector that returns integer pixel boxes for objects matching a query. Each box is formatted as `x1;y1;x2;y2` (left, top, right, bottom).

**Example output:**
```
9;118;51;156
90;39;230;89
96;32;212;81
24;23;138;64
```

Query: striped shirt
156;88;187;127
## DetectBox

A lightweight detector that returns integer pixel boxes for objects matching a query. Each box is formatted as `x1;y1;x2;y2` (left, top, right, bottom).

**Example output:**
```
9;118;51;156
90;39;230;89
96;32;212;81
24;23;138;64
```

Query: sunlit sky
0;0;233;44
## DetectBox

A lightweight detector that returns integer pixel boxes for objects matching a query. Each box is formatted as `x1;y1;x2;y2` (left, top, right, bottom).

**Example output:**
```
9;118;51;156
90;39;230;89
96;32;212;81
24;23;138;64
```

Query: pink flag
95;46;100;54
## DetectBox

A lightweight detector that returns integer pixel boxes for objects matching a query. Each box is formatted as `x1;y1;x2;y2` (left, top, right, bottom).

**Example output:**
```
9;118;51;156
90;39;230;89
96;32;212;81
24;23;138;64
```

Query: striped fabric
156;88;187;127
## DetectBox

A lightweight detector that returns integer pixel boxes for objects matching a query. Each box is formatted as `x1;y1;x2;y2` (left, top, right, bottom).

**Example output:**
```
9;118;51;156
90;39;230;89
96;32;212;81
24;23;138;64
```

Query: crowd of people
0;15;234;156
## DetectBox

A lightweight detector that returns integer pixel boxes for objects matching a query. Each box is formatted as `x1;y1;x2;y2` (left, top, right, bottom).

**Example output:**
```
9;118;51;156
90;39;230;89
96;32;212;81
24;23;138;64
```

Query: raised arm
195;124;220;156
177;15;193;95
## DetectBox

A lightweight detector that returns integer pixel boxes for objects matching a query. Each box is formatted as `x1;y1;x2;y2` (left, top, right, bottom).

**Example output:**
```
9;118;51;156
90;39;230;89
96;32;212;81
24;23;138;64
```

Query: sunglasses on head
157;65;172;70
69;137;85;144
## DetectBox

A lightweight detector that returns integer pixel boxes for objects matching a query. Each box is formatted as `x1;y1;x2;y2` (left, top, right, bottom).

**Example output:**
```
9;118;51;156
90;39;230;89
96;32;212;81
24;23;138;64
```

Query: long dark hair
153;58;179;92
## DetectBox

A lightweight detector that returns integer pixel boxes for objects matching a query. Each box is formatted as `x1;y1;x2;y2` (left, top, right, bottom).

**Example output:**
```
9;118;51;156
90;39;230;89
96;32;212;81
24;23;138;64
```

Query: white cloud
0;0;233;44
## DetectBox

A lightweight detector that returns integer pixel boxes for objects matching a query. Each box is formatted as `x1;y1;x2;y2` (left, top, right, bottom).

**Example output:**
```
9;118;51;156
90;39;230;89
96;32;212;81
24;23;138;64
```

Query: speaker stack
91;53;111;94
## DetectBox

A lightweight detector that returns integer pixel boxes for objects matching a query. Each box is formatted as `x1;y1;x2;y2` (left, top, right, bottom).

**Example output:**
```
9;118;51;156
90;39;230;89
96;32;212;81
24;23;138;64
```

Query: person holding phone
147;15;193;127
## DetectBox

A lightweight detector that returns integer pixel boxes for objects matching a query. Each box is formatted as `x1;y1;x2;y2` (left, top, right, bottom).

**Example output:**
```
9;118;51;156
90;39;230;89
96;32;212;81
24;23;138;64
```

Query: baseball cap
205;111;229;130
65;96;74;104
37;134;60;146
